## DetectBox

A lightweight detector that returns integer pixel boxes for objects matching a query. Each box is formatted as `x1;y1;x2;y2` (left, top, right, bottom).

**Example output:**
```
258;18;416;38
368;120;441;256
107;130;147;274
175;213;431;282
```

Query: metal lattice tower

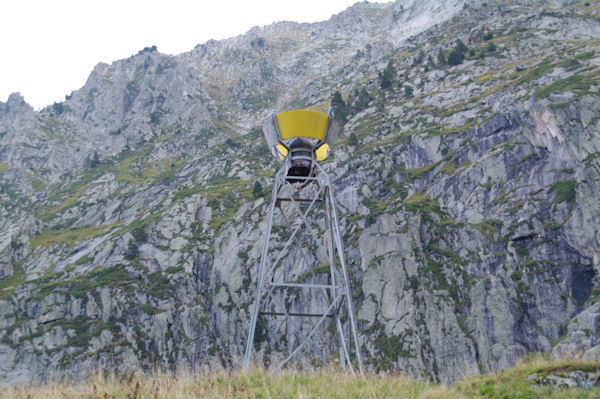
243;109;363;372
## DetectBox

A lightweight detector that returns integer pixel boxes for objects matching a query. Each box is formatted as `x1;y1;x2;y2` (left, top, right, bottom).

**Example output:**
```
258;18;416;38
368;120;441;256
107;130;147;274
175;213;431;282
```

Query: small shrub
511;270;523;281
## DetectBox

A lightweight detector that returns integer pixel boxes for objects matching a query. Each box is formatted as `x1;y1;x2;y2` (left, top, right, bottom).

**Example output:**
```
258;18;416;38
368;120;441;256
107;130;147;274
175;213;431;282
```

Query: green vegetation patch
515;56;583;88
402;192;445;224
403;192;442;213
535;73;595;99
469;219;503;242
362;197;388;217
56;315;120;346
373;329;415;370
74;254;93;265
117;202;166;237
16;314;123;355
202;175;254;230
406;162;439;179
115;150;182;186
424;121;474;137
438;161;456;175
146;271;173;299
26;173;47;191
0;264;24;299
30;222;121;248
36;145;155;221
139;303;162;316
40;185;87;222
515;59;555;85
548;179;577;203
33;265;131;300
583;152;600;166
246;90;278;111
575;51;595;60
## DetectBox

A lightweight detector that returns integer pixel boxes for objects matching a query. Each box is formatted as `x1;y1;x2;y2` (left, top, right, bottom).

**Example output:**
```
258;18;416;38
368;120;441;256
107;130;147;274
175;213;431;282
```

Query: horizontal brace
276;198;323;203
259;311;337;318
267;282;344;290
284;175;320;181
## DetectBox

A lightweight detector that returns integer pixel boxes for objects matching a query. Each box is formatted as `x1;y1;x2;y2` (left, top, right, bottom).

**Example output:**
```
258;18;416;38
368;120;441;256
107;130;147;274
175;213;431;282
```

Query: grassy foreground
2;355;599;398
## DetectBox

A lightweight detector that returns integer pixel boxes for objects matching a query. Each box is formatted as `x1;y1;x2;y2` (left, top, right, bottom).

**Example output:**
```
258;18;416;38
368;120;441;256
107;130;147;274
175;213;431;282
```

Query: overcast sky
0;0;390;110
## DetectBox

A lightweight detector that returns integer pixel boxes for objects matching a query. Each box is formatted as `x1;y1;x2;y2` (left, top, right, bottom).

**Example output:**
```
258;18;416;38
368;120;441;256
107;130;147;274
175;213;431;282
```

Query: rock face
1;0;600;385
552;302;600;362
527;370;599;389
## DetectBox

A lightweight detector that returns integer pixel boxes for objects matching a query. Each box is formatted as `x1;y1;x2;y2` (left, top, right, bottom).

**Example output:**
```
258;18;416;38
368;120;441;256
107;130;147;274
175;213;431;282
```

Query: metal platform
244;163;363;373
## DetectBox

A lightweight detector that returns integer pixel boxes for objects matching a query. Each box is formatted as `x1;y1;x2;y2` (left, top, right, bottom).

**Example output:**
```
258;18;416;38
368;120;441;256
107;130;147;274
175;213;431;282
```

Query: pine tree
125;239;139;260
331;91;347;122
133;226;147;242
447;49;464;66
253;180;264;199
356;87;372;111
379;60;396;90
348;133;358;146
412;50;425;66
455;39;468;55
427;55;435;67
437;49;446;66
89;152;100;168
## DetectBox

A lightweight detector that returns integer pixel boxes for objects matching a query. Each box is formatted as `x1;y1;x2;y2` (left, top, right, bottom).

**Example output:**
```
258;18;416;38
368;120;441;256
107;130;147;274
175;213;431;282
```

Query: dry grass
0;368;460;399
1;355;599;399
0;161;10;174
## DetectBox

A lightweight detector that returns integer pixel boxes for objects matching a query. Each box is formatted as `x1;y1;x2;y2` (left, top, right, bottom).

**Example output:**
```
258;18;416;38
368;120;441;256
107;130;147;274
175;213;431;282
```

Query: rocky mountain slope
1;0;600;385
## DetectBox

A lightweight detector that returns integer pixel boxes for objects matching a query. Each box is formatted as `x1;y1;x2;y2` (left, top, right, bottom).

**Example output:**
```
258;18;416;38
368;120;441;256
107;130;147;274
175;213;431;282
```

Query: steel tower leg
326;177;364;374
243;175;281;368
243;167;363;373
326;194;346;370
